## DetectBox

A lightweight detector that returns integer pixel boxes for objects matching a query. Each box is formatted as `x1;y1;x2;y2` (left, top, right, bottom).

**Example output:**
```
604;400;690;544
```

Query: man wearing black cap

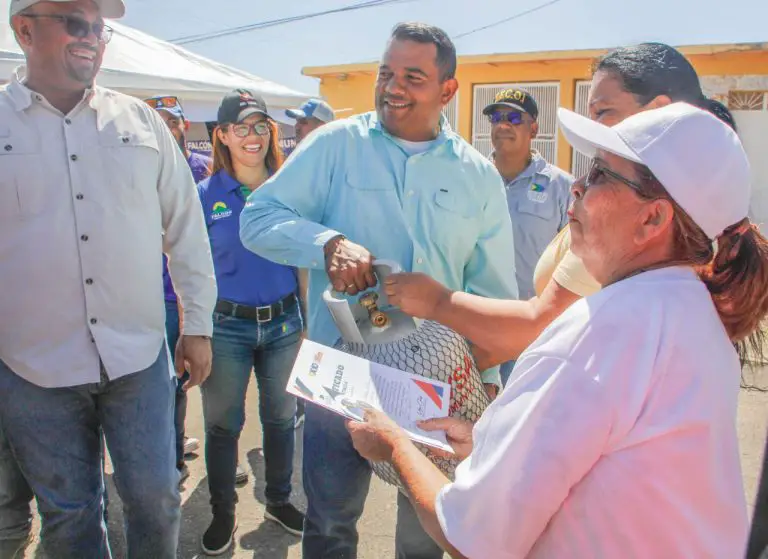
0;1;216;557
483;89;572;383
483;88;573;298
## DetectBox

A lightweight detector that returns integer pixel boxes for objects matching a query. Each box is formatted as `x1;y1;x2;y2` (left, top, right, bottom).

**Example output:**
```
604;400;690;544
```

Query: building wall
311;49;768;172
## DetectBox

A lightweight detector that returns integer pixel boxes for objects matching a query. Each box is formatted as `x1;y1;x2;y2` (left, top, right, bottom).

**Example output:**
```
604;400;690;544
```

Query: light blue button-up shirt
240;111;519;385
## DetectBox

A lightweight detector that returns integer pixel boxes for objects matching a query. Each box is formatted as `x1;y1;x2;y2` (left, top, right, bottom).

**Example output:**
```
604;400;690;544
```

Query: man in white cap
0;1;216;557
286;98;335;145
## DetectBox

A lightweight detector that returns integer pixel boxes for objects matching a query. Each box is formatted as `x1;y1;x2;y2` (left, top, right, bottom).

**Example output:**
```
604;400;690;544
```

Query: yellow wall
309;48;768;172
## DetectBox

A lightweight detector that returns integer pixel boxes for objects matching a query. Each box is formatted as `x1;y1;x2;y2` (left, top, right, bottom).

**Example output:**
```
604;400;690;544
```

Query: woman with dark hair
197;90;304;555
385;42;741;368
348;102;768;558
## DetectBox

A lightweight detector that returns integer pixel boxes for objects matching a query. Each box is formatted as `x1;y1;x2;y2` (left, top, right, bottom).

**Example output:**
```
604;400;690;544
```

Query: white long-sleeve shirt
0;67;216;388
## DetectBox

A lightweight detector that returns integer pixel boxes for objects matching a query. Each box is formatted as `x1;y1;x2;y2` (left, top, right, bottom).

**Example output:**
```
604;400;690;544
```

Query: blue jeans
165;300;189;469
0;421;33;558
0;347;180;559
201;304;301;515
303;404;443;559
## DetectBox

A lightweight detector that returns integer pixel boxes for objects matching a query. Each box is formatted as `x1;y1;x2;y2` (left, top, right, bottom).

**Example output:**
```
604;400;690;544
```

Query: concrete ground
20;367;768;559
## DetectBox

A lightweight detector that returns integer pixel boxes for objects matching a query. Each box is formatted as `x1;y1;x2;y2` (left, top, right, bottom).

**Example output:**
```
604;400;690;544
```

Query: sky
121;0;768;96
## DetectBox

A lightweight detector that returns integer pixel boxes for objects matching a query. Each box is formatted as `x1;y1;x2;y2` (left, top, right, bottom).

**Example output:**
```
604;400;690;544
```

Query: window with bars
472;82;560;162
571;80;593;179
441;91;459;131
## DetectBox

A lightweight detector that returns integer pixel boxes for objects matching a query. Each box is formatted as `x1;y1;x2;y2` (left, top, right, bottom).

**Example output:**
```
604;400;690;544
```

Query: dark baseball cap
483;88;539;120
217;89;269;125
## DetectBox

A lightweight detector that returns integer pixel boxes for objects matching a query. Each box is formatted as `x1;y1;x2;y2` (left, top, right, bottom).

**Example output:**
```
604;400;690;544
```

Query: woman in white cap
346;103;768;558
384;43;739;371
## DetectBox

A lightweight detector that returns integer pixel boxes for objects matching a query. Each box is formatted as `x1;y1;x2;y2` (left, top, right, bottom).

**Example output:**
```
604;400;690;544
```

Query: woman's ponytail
699;218;768;361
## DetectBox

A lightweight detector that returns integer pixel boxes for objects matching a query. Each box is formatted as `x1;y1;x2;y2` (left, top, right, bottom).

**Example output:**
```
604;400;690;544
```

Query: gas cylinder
323;260;491;488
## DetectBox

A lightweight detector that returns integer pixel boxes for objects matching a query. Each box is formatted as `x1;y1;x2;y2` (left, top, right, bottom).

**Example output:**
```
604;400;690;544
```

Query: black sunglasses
585;158;644;193
21;14;113;43
487;110;524;126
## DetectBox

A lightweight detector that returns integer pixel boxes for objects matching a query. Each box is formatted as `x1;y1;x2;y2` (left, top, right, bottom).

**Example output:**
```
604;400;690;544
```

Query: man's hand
174;335;212;390
346;409;410;462
383;273;452;320
418;417;475;461
324;235;376;296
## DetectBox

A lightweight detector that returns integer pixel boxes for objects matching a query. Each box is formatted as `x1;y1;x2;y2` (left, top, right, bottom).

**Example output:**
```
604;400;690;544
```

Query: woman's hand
383;273;452;320
346;409;410;462
418;417;475;461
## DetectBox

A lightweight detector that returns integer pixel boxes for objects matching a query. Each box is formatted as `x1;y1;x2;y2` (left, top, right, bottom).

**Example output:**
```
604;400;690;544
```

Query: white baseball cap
10;0;125;19
558;102;751;240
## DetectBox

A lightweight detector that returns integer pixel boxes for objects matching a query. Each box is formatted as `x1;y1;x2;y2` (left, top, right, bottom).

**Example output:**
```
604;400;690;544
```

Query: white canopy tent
0;3;312;123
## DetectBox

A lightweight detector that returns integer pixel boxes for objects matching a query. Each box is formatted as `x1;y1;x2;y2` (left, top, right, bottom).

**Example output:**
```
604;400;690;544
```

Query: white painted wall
734;110;768;235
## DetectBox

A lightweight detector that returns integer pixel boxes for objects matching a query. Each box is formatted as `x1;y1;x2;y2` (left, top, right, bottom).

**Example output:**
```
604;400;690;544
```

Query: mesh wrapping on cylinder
334;320;490;488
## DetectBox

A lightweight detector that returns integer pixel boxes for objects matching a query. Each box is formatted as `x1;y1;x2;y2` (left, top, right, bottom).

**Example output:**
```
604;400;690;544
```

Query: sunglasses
21;13;113;43
585;159;644;193
229;121;271;138
145;96;181;110
488;111;524;126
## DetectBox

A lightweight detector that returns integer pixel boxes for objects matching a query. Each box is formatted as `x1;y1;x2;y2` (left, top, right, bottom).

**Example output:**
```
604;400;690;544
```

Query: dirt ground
19;367;768;559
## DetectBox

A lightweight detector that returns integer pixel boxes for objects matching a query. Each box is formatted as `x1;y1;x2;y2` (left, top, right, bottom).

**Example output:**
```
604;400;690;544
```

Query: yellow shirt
532;225;602;297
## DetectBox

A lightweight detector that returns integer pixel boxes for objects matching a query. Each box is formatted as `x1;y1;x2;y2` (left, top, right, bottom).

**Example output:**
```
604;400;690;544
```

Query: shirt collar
367;111;457;155
213;170;242;193
8;65;99;114
495;150;552;184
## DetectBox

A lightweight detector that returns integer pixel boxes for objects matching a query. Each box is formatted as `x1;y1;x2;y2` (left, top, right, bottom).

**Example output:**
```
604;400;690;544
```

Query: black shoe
201;513;237;556
178;464;190;487
235;463;249;485
265;503;304;536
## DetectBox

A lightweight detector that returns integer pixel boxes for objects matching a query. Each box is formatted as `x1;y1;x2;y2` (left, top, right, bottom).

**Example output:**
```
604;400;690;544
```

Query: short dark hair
594;42;737;132
390;22;457;81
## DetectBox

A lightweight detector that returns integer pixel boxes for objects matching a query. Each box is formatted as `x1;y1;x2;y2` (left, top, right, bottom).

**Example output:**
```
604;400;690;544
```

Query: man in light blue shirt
240;22;517;559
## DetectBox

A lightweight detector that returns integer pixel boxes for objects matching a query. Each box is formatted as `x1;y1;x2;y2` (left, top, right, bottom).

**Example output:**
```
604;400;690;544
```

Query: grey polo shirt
499;151;574;298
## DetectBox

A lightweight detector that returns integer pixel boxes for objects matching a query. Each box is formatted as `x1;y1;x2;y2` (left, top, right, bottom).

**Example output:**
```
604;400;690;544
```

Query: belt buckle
256;305;272;323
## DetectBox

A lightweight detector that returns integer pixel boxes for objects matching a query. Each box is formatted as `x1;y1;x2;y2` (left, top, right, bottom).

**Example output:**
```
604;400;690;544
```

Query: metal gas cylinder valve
358;292;389;328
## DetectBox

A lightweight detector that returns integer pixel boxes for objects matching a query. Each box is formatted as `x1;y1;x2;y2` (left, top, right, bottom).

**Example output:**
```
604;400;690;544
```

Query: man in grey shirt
0;1;216;557
484;88;573;300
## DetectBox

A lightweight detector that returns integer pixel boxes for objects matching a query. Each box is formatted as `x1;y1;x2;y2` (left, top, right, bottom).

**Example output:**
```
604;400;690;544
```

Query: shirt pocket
515;195;556;221
433;188;480;219
98;123;160;207
429;187;481;261
0;128;47;219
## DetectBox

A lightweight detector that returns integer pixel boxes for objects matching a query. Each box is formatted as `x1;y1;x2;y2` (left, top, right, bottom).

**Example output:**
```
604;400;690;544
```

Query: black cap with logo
482;88;539;120
217;89;270;125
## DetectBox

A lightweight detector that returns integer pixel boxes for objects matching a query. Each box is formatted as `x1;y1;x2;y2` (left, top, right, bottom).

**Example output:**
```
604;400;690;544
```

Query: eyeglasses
585;158;644;192
487;111;524;126
145;96;181;110
21;14;113;43
229;122;271;138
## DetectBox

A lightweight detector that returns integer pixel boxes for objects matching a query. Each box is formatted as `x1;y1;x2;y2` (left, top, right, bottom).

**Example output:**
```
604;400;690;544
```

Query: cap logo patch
496;89;527;104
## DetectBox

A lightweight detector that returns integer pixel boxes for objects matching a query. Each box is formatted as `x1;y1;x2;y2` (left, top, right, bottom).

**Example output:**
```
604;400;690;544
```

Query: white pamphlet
287;340;453;453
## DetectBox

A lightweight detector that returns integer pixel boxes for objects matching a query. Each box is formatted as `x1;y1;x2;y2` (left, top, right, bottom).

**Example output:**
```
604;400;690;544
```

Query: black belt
214;294;296;323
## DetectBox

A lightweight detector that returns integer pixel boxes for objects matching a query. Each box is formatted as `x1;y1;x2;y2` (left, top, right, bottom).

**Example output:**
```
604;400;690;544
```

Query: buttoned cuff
180;312;213;338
